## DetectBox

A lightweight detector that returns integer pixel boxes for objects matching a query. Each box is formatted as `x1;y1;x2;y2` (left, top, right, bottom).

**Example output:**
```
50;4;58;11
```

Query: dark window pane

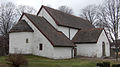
39;44;42;50
26;38;28;43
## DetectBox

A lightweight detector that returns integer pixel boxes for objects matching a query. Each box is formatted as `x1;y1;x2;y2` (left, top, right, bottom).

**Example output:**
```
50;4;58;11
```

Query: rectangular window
26;38;29;43
39;44;43;50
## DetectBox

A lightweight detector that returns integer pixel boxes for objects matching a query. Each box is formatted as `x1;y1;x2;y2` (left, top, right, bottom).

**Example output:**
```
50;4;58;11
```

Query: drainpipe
69;28;70;39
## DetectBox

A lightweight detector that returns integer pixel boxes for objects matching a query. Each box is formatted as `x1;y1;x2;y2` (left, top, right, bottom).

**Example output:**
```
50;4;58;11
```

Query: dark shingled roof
9;20;34;33
72;28;103;43
25;13;75;47
37;5;94;29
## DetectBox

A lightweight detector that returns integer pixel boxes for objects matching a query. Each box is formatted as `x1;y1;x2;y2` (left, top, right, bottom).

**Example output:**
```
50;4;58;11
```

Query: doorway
74;48;77;57
102;42;106;56
71;47;77;58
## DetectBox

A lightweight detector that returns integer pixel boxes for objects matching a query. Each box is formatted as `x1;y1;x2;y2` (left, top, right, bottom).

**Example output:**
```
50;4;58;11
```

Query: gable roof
72;28;103;43
24;13;75;47
9;20;34;33
37;5;94;29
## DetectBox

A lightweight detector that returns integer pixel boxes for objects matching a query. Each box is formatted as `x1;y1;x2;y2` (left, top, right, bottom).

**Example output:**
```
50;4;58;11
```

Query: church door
74;48;77;57
102;42;106;56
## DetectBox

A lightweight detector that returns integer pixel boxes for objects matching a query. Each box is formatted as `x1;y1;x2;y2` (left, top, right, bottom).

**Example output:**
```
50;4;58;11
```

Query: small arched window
102;42;105;56
26;38;29;43
39;44;43;50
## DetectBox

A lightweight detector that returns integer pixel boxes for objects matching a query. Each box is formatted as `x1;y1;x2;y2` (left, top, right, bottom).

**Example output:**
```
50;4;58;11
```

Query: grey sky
1;0;103;15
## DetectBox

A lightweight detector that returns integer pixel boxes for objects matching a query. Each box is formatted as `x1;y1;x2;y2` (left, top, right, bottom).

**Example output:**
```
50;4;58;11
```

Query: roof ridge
43;5;94;29
43;5;90;22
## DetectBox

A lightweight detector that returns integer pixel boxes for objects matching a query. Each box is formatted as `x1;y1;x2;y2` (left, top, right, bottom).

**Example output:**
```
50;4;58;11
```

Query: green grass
27;56;96;67
0;55;120;67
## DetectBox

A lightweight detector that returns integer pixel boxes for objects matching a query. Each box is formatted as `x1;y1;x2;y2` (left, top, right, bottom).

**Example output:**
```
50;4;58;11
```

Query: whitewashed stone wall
9;32;33;54
54;47;73;59
76;30;110;58
76;43;98;57
97;30;110;57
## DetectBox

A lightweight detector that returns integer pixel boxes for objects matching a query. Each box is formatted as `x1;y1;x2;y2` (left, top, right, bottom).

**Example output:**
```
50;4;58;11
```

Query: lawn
0;55;120;67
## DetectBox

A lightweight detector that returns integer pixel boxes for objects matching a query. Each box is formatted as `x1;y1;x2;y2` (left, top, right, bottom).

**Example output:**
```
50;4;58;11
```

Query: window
39;44;43;50
102;42;105;56
26;38;29;43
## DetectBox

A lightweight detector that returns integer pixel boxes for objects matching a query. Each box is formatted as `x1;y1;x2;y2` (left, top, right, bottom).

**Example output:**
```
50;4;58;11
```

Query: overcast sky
1;0;104;16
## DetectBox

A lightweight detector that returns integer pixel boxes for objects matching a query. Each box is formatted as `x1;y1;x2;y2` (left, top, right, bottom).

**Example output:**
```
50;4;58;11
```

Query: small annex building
9;5;110;59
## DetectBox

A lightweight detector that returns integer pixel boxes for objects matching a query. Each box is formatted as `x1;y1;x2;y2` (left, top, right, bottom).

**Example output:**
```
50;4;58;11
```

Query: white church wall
58;26;78;40
76;43;98;57
97;30;110;57
58;26;69;38
70;28;78;40
9;32;33;54
54;47;73;59
76;30;110;58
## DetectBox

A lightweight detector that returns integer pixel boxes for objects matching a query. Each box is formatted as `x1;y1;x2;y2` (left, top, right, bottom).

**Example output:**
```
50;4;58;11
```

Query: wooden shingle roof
37;5;94;29
9;20;34;33
72;28;103;43
25;13;75;47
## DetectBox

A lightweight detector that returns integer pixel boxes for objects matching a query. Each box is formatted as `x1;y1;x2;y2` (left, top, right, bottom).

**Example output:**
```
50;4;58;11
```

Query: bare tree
106;0;120;41
95;6;110;28
99;0;120;42
0;2;37;56
80;5;110;28
79;5;98;26
95;5;114;41
0;2;17;35
97;0;120;60
0;2;17;56
16;5;37;16
58;5;73;14
80;1;120;41
105;0;120;61
0;2;37;35
15;5;37;25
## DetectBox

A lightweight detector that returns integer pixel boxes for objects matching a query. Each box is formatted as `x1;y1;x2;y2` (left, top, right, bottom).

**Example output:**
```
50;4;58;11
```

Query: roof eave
73;42;97;44
53;45;76;47
9;31;34;33
58;24;81;29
